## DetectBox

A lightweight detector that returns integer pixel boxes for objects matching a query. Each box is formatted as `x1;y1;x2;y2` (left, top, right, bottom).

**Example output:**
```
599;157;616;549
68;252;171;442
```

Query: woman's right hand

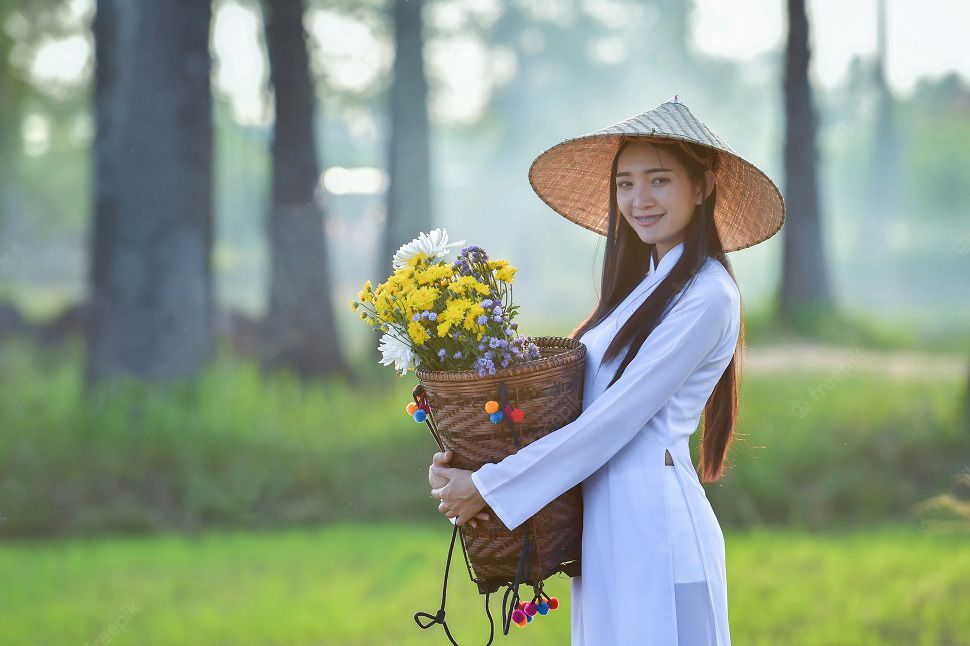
429;450;492;529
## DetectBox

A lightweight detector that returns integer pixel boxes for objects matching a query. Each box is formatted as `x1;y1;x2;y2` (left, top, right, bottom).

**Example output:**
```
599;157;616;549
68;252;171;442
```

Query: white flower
392;228;465;271
378;332;419;375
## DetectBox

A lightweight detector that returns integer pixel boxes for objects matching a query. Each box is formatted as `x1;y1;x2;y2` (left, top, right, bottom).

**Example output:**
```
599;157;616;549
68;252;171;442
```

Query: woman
428;96;785;645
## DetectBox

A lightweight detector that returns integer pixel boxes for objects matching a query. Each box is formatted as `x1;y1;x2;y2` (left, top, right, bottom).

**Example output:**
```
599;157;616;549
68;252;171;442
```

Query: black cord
414;521;496;645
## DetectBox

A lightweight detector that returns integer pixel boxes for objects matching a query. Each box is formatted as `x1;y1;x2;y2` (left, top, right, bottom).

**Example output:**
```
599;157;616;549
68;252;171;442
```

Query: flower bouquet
350;228;586;638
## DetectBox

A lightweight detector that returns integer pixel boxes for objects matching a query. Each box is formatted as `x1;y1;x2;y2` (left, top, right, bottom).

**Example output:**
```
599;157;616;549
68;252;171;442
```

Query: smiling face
614;140;714;260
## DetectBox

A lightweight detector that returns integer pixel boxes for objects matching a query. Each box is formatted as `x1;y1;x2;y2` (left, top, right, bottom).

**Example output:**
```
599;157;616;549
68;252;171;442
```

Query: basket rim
415;335;586;384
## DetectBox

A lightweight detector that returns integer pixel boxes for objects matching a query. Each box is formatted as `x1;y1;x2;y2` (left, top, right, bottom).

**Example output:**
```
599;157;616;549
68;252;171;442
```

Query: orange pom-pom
484;400;499;414
406;402;419;415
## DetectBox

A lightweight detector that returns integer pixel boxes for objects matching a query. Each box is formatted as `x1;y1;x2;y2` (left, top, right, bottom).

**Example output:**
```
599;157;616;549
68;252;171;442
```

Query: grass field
1;521;967;645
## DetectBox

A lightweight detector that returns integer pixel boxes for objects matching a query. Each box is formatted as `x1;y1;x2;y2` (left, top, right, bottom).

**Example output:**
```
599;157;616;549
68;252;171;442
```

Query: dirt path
743;342;968;378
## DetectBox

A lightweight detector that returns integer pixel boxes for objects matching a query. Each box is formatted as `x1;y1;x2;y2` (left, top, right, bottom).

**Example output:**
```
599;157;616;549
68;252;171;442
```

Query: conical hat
527;95;785;252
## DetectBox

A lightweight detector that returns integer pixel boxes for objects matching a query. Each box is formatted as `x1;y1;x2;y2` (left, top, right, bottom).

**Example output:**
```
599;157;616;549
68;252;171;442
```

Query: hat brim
528;132;785;253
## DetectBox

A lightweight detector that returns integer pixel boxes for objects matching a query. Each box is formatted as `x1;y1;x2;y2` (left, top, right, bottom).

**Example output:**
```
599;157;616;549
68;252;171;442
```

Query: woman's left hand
430;466;488;527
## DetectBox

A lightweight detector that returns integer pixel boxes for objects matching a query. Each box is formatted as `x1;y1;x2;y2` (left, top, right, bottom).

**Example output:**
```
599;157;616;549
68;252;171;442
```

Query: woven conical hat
528;95;785;252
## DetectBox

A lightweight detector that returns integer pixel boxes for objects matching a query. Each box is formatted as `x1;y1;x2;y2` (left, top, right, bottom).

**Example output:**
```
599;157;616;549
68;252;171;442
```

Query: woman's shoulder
683;256;741;318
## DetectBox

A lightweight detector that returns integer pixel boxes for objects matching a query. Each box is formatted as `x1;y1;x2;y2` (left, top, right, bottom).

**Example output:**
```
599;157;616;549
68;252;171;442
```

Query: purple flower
492;305;502;315
453;351;463;359
412;313;421;321
477;314;488;325
438;348;447;358
481;299;493;308
428;312;438;321
475;354;496;377
493;314;503;322
510;322;518;330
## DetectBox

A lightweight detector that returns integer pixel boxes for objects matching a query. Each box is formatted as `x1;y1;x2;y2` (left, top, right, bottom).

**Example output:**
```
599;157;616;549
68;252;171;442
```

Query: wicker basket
415;336;586;595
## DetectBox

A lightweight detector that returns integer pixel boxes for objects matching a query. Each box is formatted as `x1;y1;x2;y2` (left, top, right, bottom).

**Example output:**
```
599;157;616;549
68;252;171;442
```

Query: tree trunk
262;0;347;379
780;0;833;322
85;0;214;386
380;0;433;274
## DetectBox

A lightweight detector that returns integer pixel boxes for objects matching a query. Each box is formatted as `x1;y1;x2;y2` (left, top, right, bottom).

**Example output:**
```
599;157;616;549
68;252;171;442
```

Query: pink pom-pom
525;602;538;616
511;609;526;625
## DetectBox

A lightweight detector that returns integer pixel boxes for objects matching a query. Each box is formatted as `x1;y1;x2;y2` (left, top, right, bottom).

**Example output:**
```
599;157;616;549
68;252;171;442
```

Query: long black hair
568;135;745;482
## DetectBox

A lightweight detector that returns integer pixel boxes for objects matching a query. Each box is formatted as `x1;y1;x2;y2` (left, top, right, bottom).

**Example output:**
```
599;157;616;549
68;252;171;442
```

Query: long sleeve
471;277;736;531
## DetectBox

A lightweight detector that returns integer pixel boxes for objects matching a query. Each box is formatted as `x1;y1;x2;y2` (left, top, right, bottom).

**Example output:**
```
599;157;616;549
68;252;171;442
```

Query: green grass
0;522;966;645
1;337;968;537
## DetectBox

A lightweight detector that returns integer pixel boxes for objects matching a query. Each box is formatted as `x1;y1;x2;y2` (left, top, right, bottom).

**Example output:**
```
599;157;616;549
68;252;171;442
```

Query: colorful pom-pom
406;402;419;415
526;614;534;623
413;410;427;423
484;400;499;414
547;596;559;610
504;404;513;417
537;602;549;615
525;602;538;616
511;609;526;625
489;411;503;424
510;408;525;423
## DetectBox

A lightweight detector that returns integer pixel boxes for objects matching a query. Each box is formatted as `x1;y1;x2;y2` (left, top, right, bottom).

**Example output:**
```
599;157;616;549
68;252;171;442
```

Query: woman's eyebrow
615;167;672;177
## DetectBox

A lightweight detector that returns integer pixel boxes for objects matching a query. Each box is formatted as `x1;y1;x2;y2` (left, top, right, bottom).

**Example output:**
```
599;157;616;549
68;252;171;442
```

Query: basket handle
413;520;497;645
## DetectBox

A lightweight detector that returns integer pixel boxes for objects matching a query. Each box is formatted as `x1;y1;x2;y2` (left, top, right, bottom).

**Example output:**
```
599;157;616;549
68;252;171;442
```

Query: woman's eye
653;177;668;184
617;181;630;188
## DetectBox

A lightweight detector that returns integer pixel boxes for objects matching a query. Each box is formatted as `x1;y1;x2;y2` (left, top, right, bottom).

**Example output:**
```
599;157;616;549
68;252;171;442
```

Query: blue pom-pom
526;614;534;623
537;602;549;615
489;411;504;424
413;409;427;422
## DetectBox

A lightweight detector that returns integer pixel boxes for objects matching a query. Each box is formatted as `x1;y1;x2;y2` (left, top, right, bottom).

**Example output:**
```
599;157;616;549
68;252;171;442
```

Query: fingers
432;450;454;466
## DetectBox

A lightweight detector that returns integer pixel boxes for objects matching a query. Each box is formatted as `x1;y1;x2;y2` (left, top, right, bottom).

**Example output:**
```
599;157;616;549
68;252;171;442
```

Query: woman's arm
471;277;737;531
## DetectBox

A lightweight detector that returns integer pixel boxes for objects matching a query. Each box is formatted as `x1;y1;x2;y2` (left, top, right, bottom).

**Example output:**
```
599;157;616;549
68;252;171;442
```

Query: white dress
471;241;740;645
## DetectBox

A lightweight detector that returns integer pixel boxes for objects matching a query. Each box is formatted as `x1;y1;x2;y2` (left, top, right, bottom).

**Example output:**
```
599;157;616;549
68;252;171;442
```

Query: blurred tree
864;0;900;253
0;0;75;233
780;0;832;323
262;0;348;379
85;0;215;385
379;0;433;274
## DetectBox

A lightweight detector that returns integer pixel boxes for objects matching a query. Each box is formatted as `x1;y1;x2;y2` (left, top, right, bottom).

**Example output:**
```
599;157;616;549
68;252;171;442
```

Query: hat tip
668;94;683;104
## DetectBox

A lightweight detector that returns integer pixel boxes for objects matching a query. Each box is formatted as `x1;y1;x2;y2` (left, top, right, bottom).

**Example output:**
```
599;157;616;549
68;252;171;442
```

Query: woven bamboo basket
415;336;586;595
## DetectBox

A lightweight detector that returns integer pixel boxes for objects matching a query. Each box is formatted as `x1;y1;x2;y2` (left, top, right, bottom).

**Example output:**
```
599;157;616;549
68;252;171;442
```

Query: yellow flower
441;298;473;325
407;286;439;312
495;265;517;283
436;319;453;337
349;299;359;312
463;303;485;330
408;320;430;345
407;252;430;269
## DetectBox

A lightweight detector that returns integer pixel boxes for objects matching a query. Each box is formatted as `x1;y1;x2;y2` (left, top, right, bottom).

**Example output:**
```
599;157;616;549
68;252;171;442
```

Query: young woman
428;96;785;645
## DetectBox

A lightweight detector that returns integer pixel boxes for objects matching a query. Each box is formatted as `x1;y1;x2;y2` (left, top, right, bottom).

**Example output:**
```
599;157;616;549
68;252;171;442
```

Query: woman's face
614;141;714;256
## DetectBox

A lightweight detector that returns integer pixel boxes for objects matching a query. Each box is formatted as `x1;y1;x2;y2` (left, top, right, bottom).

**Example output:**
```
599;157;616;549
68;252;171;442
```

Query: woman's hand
429;450;491;529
